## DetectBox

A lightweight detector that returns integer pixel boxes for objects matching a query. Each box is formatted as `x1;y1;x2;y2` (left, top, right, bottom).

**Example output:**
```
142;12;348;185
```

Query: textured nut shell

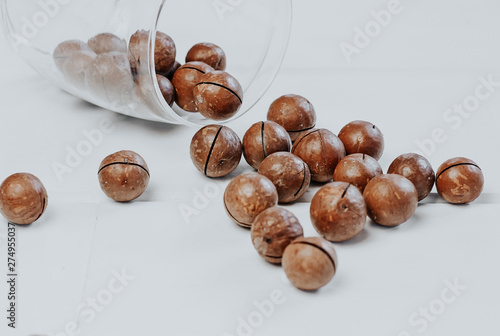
267;94;316;142
258;152;311;203
156;74;175;106
62;50;97;90
128;30;176;75
54;40;93;71
0;173;48;225
282;237;338;291
172;62;214;112
333;153;382;193
193;71;243;121
436;157;484;204
190;125;242;178
338;120;385;160
160;61;181;81
186;43;226;70
388;153;435;201
363;174;418;227
98;150;150;202
292;129;346;183
310;182;366;242
251;207;304;264
223;173;278;228
84;52;134;104
243;121;292;170
88;33;127;54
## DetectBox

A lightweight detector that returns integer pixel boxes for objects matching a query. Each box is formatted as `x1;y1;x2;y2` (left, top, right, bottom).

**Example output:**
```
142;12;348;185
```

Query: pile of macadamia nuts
54;31;242;121
189;93;485;291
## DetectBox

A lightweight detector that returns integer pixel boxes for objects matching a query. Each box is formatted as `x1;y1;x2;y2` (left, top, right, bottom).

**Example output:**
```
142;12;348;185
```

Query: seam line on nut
204;126;224;176
194;82;242;103
437;162;482;179
98;162;150;177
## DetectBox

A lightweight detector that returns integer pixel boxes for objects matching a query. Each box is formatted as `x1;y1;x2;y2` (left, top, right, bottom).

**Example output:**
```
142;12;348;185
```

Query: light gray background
1;1;500;335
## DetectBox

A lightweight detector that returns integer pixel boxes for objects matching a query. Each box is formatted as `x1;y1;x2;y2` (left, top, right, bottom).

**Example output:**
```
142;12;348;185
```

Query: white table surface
1;1;500;335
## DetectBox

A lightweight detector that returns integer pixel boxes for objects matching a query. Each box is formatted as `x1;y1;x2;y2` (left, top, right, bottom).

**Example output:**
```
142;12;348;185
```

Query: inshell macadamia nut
333;153;382;193
258;152;310;203
186;42;226;70
172;61;214;112
267;94;316;142
436;157;484;204
224;173;278;228
190;125;242;178
282;237;338;291
88;33;127;54
98;150;150;202
242;121;291;170
338;120;385;160
310;182;367;242
193;71;243;121
0;173;48;225
53;39;94;71
251;207;304;264
156;74;175;107
388;153;435;201
363;174;418;227
129;30;176;75
292;129;346;183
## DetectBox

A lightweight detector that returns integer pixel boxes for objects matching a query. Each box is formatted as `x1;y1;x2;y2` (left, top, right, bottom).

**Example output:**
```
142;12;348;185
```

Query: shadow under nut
223;173;278;228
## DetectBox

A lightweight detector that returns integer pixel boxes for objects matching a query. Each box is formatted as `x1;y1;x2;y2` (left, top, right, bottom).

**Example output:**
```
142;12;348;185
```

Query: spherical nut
251;207;304;264
193;71;243;121
333;153;382;193
186;42;226;70
53;40;93;71
338;120;385;160
156;74;175;107
172;61;214;112
363;174;418;227
436;157;484;204
310;182;366;242
267;94;316;142
258;152;311;203
388;153;435;201
88;33;127;54
62;50;97;90
282;237;338;291
224;173;278;228
98;150;150;202
243;121;292;170
292;129;346;183
0;173;48;225
129;30;176;75
190;125;242;178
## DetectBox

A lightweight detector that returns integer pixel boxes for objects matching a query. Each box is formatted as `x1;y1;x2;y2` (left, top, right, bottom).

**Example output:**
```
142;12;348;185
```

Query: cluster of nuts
189;94;485;291
54;32;242;120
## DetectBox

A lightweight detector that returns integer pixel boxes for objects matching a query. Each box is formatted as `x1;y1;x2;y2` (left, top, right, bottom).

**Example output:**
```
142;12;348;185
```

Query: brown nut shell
267;94;316;142
223;173;278;228
311;182;367;242
156;74;175;106
258;152;311;203
88;33;127;54
193;71;243;121
98;150;150;202
62;50;97;90
282;237;338;291
333;153;382;193
172;61;214;112
243;121;292;170
129;30;176;75
363;174;418;227
436;157;484;204
338;120;385;160
186;42;226;70
160;61;181;81
0;173;48;225
387;153;435;201
190;125;242;178
291;129;346;183
53;40;93;71
251;207;304;264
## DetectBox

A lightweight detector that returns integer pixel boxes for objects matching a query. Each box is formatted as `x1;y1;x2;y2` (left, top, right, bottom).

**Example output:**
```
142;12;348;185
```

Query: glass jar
1;0;292;125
